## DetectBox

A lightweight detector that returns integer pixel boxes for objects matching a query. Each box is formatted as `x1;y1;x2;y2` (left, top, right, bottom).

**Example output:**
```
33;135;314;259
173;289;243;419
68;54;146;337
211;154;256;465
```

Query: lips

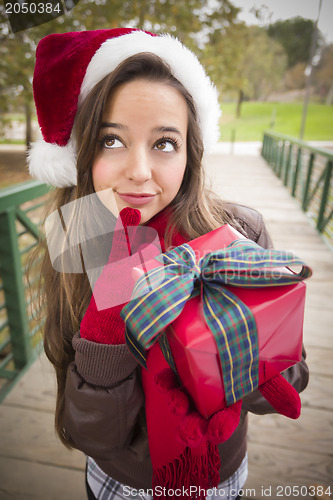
117;192;157;206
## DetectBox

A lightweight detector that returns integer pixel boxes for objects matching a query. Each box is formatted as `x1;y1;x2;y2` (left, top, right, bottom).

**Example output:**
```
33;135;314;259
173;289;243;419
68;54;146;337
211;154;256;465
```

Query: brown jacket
63;203;309;489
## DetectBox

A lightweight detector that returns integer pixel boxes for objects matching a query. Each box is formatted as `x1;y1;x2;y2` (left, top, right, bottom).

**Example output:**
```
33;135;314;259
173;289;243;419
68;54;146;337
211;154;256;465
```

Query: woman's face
92;78;188;224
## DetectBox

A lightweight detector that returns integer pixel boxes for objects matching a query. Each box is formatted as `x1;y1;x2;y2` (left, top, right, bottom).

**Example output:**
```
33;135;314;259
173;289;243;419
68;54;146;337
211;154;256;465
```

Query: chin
139;213;155;225
136;206;159;225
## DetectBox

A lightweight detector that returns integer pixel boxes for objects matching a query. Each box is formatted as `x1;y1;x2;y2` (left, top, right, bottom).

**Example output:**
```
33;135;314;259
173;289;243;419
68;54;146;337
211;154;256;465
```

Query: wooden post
0;208;31;369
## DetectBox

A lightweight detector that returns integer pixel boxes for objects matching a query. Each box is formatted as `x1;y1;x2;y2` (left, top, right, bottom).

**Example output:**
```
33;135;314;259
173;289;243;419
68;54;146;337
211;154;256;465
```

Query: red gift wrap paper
132;225;306;418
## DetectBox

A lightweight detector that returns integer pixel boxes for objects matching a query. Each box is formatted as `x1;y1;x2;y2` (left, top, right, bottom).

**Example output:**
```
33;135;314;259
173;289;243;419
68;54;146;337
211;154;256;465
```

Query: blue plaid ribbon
121;239;311;406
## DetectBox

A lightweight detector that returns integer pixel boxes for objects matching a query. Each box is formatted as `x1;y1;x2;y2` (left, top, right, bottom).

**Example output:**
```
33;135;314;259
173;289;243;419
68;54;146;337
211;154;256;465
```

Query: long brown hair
39;53;233;447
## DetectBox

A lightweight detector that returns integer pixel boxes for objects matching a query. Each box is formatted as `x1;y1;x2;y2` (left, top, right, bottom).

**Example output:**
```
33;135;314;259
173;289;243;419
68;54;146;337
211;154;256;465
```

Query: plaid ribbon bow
121;239;312;406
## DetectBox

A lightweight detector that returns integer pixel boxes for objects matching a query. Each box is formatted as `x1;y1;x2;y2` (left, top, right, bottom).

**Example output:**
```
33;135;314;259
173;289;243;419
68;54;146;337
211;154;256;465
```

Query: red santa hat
28;28;221;187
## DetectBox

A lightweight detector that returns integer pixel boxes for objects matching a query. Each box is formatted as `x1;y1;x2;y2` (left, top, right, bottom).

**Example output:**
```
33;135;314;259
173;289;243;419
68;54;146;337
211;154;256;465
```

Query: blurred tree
267;17;323;69
204;24;287;117
0;2;78;145
0;0;240;146
283;62;307;91
314;43;333;105
0;25;37;145
241;27;287;101
203;22;246;103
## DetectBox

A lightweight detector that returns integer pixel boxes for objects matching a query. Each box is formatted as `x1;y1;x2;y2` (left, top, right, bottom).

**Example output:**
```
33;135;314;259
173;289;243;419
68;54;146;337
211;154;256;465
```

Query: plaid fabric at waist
86;453;248;500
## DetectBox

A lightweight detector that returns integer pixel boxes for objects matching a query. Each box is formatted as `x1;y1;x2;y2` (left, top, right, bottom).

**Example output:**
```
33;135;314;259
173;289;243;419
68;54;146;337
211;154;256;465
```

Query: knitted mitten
155;368;300;448
80;207;142;345
258;372;301;419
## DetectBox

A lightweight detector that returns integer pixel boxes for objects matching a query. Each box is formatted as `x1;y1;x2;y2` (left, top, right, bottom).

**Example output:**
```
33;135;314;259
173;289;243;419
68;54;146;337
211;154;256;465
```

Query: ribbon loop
123;244;200;353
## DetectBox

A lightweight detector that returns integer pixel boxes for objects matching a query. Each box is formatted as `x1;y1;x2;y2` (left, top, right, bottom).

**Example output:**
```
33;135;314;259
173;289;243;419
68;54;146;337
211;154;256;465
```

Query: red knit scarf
142;208;221;499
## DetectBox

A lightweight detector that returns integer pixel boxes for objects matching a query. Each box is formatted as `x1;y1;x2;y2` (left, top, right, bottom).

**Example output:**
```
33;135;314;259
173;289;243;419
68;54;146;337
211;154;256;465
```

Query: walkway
0;149;332;499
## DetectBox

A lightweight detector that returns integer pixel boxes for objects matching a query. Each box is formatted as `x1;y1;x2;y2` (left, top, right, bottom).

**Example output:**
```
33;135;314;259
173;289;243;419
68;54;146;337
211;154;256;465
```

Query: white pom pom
27;139;77;187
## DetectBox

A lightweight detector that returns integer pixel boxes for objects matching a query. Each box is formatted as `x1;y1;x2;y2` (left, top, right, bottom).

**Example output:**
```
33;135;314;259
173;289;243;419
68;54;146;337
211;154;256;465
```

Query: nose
125;145;152;183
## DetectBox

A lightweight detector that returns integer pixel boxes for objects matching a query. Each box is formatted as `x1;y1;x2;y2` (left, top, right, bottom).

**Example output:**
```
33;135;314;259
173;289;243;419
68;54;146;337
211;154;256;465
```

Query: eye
100;135;124;149
153;137;180;153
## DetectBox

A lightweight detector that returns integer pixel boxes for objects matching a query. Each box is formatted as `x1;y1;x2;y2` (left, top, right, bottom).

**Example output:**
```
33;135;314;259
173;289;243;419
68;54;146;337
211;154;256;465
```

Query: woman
28;28;309;500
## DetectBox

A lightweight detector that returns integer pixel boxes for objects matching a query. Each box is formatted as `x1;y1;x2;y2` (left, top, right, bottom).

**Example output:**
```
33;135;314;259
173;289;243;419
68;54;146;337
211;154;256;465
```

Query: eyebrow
100;122;127;130
153;126;183;137
100;123;183;137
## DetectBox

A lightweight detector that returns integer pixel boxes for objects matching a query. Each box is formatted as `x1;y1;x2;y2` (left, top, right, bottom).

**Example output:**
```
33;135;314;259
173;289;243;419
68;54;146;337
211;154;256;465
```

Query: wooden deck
0;151;332;499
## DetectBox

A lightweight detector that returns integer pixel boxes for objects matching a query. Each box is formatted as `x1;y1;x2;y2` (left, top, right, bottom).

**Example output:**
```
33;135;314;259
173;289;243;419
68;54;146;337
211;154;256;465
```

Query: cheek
176;164;187;184
167;161;187;192
92;158;114;188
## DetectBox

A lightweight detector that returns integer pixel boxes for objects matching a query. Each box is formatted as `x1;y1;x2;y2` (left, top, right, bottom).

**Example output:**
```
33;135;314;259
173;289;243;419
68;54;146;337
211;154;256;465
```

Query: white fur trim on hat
28;139;77;187
80;32;221;153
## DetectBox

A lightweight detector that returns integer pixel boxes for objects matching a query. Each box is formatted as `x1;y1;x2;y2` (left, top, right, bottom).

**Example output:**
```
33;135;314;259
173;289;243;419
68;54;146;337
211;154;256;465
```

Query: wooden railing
0;180;51;401
262;131;333;248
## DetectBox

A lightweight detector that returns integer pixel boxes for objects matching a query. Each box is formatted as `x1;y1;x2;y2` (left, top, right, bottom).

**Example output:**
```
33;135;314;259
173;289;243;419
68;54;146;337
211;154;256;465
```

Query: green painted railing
0;180;51;401
262;131;333;247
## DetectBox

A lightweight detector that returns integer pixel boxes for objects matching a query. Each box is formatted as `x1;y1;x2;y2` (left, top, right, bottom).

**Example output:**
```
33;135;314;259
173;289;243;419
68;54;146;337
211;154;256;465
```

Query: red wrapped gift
124;224;310;418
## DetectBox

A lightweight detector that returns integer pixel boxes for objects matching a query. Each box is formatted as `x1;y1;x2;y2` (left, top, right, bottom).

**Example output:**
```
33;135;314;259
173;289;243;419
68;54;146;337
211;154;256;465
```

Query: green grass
219;101;333;142
0;139;25;145
2;113;26;122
